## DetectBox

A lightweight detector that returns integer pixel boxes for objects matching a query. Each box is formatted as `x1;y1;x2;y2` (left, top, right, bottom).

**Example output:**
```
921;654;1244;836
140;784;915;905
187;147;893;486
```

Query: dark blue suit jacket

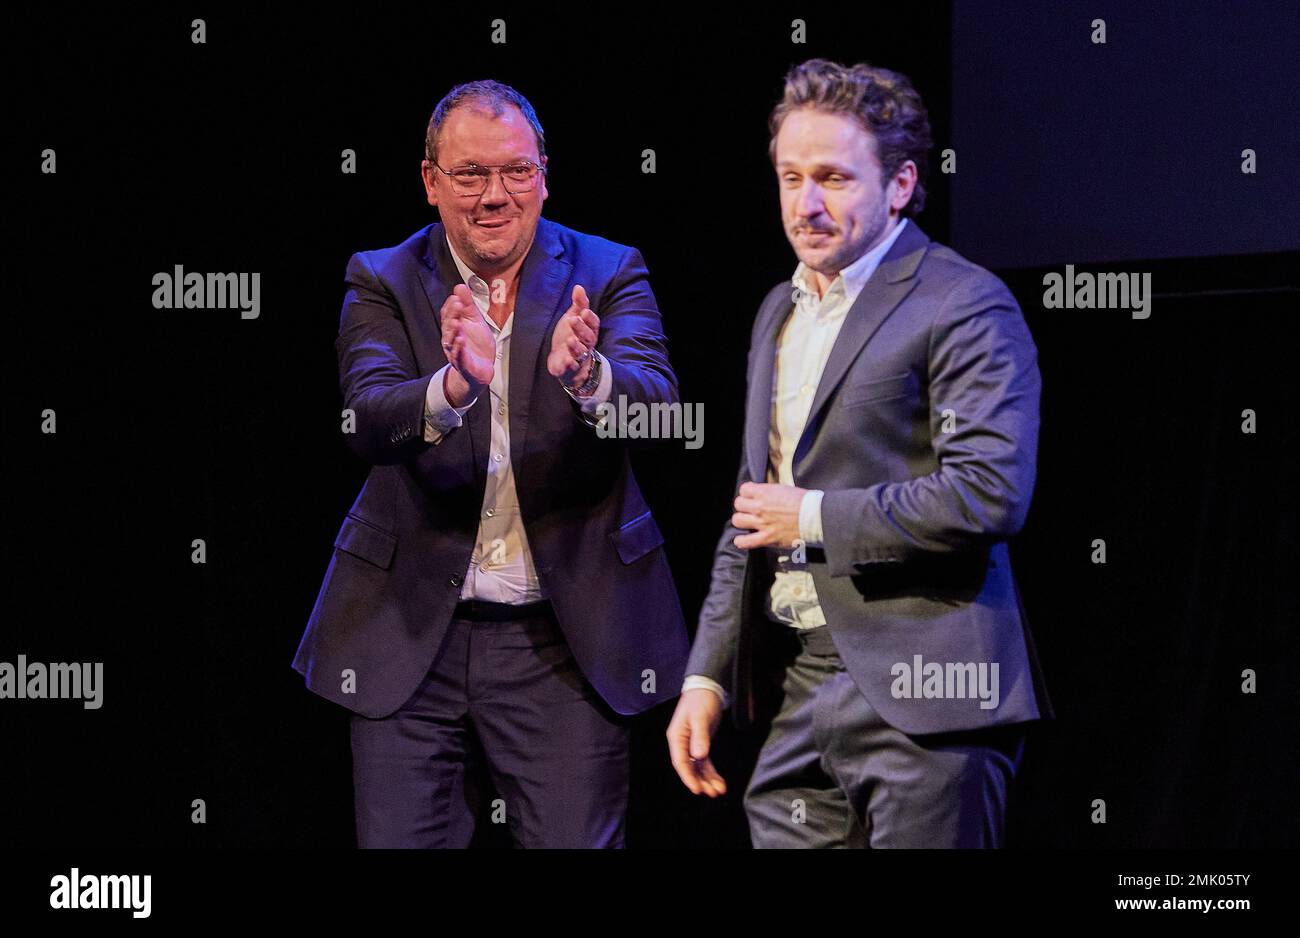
293;218;689;718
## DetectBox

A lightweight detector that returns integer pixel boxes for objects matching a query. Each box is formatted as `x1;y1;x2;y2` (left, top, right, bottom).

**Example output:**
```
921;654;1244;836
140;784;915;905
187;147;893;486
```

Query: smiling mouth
476;218;512;229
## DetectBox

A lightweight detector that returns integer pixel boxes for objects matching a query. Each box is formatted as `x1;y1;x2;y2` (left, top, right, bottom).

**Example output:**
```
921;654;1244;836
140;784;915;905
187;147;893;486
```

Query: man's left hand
548;284;601;388
732;482;807;549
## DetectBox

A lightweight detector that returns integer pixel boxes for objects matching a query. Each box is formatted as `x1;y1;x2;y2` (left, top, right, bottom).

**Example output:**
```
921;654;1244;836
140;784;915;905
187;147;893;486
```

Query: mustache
793;223;837;235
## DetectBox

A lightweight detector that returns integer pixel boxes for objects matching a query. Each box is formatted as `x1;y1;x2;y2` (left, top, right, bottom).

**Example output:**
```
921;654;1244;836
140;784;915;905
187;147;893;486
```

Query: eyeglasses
428;159;546;196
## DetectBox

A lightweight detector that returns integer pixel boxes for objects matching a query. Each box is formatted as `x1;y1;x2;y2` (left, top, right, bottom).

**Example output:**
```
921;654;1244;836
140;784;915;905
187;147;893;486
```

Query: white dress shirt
682;218;910;704
422;235;614;603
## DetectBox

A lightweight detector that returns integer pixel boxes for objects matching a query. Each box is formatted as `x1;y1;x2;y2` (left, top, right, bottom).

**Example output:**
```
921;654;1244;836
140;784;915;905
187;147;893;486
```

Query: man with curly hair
669;59;1053;848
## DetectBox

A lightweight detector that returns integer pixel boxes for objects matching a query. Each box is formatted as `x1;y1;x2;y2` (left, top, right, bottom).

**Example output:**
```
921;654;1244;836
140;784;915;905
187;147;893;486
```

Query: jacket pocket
608;510;665;565
839;371;912;407
334;513;398;569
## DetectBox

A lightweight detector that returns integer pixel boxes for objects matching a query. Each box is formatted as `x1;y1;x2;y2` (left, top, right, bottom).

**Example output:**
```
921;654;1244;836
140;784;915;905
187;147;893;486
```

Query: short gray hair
768;59;933;218
424;79;547;165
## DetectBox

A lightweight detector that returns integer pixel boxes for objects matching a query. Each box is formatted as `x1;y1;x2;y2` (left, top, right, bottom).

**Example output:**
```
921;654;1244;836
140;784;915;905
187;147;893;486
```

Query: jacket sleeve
683;451;752;697
588;246;680;412
682;288;782;692
335;250;441;466
820;270;1042;577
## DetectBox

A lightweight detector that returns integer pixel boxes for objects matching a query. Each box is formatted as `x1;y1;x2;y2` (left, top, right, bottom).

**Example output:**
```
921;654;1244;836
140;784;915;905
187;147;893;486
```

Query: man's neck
810;269;835;300
451;232;535;329
470;252;525;287
469;227;536;283
480;257;525;330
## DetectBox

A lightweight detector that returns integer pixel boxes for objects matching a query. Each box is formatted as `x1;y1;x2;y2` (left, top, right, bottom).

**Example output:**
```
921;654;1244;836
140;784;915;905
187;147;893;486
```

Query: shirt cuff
424;364;478;443
798;489;825;547
682;674;729;708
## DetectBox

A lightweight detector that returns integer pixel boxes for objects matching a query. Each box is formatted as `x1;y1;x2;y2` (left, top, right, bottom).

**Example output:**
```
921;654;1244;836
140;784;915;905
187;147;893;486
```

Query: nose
480;169;510;206
794;179;826;221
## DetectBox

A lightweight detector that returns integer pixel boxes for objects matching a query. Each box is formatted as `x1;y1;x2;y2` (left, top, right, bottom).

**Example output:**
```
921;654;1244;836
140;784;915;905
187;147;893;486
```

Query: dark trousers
744;621;1026;848
350;602;629;848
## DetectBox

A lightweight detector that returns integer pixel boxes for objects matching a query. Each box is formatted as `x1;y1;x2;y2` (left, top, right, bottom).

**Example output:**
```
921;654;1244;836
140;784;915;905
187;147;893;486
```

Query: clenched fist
440;284;495;406
548;284;601;389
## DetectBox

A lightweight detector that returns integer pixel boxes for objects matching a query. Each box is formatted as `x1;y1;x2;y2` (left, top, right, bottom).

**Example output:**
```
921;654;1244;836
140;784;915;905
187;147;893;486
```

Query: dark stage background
8;3;1298;851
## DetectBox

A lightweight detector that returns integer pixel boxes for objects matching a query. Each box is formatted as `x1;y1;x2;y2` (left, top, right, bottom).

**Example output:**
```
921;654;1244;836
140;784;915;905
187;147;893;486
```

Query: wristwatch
563;349;602;399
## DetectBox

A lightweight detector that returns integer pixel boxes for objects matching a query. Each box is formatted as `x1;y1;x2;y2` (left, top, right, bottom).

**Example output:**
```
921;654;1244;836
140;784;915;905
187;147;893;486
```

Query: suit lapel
415;221;572;491
746;291;795;484
505;219;571;480
790;222;930;473
417;226;486;489
418;221;461;359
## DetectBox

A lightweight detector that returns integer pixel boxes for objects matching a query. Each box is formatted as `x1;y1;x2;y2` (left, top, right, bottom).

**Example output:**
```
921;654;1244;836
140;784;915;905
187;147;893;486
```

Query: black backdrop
8;3;1297;851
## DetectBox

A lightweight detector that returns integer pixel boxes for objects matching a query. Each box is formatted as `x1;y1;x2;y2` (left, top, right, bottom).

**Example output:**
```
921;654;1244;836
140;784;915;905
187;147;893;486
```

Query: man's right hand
667;688;727;797
440;284;495;406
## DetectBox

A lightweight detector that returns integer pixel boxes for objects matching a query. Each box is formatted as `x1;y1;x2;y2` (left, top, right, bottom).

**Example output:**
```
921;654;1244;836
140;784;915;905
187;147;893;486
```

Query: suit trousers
743;620;1026;848
350;602;629;848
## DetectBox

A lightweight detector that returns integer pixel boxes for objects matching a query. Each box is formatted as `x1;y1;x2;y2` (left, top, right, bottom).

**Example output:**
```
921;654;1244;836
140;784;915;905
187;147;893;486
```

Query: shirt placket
789;283;844;627
473;311;512;598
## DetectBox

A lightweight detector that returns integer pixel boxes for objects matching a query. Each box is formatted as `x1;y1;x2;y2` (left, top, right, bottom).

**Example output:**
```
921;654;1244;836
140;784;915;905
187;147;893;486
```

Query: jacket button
449;575;462;587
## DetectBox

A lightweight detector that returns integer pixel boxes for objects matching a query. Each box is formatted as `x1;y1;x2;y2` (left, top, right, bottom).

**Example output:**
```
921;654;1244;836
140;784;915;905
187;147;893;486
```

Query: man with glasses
293;79;688;848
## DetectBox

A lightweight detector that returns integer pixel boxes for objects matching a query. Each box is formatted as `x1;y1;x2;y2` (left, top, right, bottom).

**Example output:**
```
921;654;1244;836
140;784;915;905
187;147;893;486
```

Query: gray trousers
744;622;1026;848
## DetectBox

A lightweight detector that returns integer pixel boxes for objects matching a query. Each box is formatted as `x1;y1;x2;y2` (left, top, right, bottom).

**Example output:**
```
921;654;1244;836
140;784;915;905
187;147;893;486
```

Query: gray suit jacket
686;220;1053;735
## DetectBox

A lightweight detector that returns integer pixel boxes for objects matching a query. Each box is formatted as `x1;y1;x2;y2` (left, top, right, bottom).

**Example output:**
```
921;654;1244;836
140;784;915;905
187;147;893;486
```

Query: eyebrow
776;162;855;174
450;156;536;167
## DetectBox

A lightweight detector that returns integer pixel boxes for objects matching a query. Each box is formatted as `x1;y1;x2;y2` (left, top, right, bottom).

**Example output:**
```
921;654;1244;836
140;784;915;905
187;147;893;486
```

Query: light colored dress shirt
682;219;910;705
422;235;614;603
